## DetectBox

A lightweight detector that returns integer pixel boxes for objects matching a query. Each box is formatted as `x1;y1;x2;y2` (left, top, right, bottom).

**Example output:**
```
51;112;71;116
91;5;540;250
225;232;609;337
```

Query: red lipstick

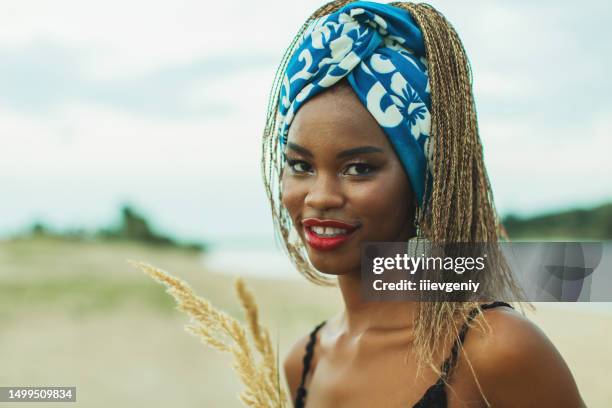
301;218;359;251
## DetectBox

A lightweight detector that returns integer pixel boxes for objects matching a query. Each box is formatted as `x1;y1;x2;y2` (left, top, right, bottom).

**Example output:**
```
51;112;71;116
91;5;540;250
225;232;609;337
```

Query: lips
301;218;359;251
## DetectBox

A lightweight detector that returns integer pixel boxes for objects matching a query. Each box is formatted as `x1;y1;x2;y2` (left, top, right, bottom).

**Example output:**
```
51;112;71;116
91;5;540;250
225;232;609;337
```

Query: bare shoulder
283;329;312;402
463;305;586;408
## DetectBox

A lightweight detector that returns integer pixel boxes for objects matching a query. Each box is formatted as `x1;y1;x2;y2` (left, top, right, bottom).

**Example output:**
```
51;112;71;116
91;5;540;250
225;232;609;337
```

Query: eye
287;159;313;174
344;162;376;176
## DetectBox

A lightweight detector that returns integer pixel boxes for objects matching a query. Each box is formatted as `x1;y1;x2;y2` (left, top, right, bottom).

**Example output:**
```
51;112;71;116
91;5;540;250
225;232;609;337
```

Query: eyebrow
286;142;384;159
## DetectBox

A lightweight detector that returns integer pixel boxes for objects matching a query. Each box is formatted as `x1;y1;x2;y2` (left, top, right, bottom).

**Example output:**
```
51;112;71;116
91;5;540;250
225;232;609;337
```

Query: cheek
350;172;411;229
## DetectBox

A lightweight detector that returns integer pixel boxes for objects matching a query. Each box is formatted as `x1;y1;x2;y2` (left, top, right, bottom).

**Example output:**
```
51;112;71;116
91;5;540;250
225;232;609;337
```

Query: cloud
481;110;612;214
430;0;612;123
0;102;262;179
0;0;610;240
0;41;276;117
0;0;323;78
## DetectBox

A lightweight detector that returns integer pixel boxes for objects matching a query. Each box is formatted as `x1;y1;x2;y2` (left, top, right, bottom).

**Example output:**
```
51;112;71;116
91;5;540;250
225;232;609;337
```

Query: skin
280;81;586;407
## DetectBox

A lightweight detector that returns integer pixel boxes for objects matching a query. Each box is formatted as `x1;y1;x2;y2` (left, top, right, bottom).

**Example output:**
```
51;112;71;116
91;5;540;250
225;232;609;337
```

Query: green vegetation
23;204;206;252
0;276;176;319
0;236;337;324
503;202;612;240
0;236;339;407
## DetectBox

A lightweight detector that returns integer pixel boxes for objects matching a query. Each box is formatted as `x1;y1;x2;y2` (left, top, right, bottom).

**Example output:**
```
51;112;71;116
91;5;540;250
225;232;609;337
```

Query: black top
294;301;513;408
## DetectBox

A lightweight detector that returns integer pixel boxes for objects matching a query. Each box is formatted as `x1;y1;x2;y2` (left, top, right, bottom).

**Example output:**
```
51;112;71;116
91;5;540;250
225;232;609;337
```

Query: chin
313;265;352;277
306;251;360;276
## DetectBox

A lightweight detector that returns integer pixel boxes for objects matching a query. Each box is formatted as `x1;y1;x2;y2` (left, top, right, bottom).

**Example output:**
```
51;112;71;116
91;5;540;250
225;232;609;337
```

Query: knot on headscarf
278;1;433;207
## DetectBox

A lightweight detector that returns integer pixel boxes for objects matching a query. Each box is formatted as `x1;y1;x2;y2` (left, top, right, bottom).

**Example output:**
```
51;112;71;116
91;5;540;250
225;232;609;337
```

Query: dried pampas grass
132;261;288;407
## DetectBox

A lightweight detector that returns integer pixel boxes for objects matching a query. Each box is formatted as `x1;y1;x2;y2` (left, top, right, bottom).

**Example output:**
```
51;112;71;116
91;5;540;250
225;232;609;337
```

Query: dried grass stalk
132;261;288;408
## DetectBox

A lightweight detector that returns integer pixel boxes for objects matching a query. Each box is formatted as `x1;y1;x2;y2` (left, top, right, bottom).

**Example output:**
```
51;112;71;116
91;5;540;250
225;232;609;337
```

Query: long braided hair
261;0;530;401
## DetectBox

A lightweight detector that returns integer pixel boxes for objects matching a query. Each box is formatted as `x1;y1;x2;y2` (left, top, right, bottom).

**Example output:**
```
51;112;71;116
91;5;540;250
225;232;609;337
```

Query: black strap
294;320;326;408
294;302;513;407
437;301;513;384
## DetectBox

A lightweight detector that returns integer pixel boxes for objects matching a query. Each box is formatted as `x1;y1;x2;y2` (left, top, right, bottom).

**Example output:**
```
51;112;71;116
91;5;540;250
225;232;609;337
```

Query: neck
336;272;418;336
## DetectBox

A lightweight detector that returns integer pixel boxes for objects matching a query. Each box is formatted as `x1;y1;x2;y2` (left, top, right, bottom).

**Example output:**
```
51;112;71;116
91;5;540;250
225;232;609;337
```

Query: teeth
310;226;348;236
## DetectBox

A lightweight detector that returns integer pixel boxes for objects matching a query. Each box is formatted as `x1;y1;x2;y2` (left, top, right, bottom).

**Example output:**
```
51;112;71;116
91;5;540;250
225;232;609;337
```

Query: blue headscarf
278;1;433;207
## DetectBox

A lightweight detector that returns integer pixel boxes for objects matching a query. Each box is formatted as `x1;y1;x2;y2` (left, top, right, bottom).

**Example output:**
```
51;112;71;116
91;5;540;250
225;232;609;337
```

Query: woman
261;1;585;406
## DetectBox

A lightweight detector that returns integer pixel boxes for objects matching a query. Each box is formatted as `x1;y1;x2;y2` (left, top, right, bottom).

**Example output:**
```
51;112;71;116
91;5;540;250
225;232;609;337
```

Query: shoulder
462;305;585;408
283;328;314;402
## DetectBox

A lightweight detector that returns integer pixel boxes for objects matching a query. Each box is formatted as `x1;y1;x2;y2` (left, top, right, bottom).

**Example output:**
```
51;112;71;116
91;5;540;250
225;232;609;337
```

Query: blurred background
0;0;610;406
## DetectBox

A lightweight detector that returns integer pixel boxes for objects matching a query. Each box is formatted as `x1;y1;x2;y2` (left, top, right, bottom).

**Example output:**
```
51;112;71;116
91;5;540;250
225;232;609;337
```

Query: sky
0;0;610;246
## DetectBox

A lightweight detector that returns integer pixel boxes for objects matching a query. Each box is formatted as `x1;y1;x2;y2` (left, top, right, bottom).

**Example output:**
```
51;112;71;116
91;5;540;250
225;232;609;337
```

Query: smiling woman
261;1;585;407
281;80;416;269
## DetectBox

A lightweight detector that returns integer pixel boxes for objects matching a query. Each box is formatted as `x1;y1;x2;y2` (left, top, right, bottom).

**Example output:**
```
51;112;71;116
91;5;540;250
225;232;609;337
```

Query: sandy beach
1;238;610;407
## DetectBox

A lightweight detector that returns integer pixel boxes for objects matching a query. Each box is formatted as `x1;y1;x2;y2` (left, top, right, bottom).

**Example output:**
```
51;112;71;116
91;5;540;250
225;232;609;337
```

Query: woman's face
281;82;416;276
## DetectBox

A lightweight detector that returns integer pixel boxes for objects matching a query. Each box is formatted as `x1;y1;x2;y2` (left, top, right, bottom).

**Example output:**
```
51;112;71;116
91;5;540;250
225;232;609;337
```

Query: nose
304;172;345;210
